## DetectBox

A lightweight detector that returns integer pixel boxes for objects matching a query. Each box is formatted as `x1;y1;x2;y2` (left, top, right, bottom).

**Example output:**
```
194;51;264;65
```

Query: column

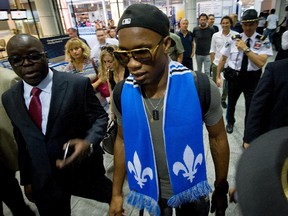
254;0;263;14
184;0;197;30
109;0;124;26
34;0;59;36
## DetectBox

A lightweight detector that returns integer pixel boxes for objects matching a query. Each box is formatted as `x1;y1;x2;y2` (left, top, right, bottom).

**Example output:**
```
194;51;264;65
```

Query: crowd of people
0;3;288;216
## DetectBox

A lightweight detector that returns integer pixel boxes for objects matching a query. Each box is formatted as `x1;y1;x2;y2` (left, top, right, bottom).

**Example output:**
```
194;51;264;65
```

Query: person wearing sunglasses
109;4;229;216
64;38;109;112
2;34;112;215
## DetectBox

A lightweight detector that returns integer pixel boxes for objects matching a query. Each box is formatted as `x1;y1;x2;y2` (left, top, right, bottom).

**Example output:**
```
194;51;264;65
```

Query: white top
91;38;119;61
210;30;238;66
23;69;53;135
220;32;273;71
266;14;279;29
282;30;288;50
258;17;266;27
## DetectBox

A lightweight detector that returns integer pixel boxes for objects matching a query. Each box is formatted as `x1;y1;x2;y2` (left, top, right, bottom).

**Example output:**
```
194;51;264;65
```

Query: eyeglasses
113;38;163;66
100;46;115;53
8;52;46;67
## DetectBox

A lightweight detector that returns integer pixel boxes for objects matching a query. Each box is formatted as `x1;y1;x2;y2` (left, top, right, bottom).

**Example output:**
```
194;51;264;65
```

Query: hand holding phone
63;141;70;160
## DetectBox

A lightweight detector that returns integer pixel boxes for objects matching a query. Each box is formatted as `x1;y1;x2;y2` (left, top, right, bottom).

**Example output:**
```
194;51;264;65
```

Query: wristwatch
244;47;251;53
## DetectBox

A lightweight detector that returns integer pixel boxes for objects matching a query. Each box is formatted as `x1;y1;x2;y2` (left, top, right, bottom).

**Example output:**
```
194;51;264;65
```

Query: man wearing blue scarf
109;4;230;216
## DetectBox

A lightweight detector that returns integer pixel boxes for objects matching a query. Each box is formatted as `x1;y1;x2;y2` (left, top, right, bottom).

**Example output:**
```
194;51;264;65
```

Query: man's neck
222;29;230;36
180;29;188;35
99;39;106;45
142;68;168;98
244;32;255;38
199;25;208;29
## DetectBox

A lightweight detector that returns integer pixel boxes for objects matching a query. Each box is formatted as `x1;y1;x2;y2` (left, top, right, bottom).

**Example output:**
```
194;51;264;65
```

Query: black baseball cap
117;4;170;37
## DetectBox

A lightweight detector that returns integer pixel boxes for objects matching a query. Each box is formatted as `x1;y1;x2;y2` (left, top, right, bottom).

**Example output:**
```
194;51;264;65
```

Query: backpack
113;71;211;118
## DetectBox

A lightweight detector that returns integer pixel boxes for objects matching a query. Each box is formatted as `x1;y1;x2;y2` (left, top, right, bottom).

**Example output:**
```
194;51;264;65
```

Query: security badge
254;34;271;49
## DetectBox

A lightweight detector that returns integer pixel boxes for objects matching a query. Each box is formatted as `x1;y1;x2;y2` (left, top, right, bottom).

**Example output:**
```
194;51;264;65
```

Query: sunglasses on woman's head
100;46;115;53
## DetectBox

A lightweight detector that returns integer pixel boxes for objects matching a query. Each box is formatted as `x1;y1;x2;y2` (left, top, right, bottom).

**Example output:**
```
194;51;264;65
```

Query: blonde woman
64;38;109;111
98;46;129;120
98;45;129;92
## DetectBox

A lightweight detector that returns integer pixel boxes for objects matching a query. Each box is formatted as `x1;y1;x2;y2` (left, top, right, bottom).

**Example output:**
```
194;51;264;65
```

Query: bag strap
113;79;125;114
193;71;211;117
91;58;98;75
113;72;211;118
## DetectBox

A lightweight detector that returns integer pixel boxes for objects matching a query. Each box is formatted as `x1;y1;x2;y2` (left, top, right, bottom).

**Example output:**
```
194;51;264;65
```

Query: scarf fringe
126;190;160;216
167;181;212;207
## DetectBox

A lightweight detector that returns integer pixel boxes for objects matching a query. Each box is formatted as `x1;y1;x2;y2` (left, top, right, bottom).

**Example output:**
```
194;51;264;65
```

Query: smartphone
63;141;70;160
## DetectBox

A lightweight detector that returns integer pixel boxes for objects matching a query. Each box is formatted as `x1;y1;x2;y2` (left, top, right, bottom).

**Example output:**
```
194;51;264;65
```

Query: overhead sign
40;35;70;61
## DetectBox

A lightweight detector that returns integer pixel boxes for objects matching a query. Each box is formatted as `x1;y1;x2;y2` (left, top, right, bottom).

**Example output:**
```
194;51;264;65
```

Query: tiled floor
3;53;276;216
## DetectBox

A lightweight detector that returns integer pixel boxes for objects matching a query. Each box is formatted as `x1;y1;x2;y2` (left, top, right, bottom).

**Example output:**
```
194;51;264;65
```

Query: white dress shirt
282;30;288;50
220;32;273;71
23;69;53;134
210;30;238;66
90;38;119;61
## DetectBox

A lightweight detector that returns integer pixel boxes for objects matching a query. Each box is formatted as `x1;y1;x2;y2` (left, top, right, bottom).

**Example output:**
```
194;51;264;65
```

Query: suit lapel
12;82;43;135
45;72;68;136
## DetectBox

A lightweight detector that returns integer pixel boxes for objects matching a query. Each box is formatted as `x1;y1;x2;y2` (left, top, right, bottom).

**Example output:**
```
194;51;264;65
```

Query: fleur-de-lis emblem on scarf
173;145;203;183
127;152;153;188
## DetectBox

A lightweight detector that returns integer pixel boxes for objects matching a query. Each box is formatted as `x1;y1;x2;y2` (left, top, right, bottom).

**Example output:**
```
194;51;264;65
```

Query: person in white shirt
264;8;279;44
282;30;288;50
91;28;118;62
275;30;288;60
210;15;238;109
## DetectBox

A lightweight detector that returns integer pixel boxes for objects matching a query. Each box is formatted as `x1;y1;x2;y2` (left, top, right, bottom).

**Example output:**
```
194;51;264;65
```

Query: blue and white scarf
121;61;211;216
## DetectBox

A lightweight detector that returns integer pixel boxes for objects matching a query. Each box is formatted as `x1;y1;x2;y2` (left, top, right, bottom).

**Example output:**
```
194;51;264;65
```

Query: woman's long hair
98;45;119;82
65;38;91;63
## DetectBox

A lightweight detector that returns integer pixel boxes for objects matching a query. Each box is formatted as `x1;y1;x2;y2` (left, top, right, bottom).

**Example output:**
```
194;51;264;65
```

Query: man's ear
163;36;171;54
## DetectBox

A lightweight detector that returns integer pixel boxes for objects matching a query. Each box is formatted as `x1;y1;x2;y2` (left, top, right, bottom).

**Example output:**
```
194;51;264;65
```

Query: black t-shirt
193;26;215;55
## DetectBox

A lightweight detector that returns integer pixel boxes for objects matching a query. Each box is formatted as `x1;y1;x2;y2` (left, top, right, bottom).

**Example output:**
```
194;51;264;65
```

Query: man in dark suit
243;59;288;148
2;34;112;216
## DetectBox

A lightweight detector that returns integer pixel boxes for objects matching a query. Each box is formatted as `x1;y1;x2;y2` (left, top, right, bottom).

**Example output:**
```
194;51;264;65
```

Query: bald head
7;34;44;56
7;34;48;86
